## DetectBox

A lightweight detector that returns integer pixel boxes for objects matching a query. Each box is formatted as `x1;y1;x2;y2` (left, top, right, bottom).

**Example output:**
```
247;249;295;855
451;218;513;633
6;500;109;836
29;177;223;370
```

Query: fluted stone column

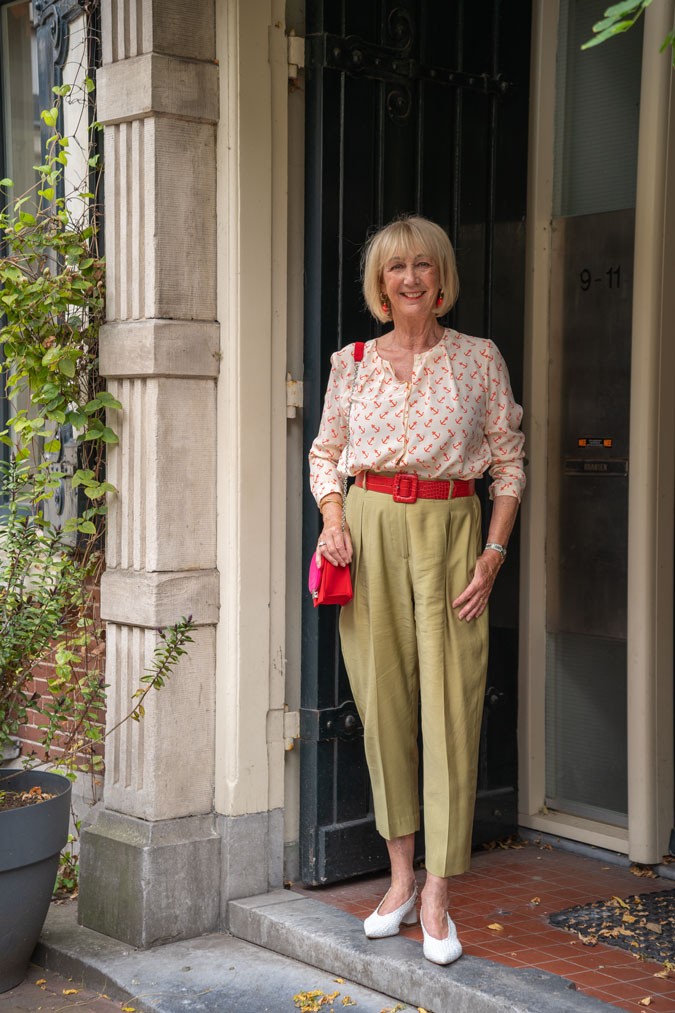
78;0;220;948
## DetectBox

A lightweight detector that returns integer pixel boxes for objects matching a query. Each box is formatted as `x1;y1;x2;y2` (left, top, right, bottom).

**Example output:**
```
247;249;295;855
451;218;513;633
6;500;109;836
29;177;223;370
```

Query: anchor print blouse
309;328;526;506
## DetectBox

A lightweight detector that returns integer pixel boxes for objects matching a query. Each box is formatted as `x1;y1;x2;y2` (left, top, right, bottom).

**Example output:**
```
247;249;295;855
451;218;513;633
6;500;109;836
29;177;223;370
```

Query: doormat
549;890;675;963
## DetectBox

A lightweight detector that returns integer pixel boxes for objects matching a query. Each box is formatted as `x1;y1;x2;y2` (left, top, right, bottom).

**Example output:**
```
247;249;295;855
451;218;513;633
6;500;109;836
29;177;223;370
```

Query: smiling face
380;252;440;325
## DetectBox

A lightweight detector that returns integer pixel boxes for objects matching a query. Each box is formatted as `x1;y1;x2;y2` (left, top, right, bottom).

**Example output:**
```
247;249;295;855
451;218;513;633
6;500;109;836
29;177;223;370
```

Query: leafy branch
2;616;196;784
582;0;675;65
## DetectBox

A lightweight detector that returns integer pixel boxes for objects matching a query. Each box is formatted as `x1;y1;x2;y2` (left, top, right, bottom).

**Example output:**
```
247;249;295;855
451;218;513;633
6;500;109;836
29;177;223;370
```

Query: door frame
518;0;675;860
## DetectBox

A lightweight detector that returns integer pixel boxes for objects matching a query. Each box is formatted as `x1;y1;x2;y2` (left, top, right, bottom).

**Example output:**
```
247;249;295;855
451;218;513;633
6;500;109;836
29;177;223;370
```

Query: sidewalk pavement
11;906;411;1013
0;964;120;1012
20;889;613;1013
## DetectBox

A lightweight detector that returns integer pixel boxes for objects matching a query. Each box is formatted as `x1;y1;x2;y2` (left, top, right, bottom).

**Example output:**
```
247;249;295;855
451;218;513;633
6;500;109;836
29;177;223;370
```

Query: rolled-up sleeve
309;351;349;507
484;340;526;501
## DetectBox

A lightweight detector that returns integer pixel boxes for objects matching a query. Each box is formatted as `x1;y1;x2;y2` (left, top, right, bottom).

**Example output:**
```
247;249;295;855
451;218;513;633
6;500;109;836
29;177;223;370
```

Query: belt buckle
393;472;418;503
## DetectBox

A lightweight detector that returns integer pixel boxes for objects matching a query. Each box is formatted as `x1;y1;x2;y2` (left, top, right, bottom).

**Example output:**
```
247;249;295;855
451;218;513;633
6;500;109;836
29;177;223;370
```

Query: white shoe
420;910;463;965
363;884;418;938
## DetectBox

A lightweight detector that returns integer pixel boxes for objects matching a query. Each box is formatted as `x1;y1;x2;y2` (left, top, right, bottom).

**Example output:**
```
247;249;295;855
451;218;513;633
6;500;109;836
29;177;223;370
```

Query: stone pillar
78;0;221;948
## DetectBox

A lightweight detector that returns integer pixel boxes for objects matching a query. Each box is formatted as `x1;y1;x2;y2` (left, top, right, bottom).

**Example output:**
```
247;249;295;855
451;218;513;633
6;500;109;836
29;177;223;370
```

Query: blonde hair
362;215;460;323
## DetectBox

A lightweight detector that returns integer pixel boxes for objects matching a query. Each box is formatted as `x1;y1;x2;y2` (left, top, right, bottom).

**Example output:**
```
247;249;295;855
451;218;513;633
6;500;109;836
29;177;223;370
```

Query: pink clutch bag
309;341;364;608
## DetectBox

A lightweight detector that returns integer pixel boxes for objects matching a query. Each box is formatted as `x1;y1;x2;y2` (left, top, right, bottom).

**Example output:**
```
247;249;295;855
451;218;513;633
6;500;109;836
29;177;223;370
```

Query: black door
301;0;531;886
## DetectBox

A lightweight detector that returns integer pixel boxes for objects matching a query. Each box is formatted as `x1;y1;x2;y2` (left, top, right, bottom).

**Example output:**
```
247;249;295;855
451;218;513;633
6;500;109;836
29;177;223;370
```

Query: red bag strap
354;341;365;362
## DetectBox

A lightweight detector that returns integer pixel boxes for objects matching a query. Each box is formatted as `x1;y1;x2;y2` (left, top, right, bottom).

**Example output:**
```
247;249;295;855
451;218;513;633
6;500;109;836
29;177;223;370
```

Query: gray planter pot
0;769;72;992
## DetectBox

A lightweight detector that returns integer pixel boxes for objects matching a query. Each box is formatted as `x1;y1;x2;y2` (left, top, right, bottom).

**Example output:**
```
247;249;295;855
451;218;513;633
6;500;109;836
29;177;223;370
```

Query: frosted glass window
553;0;642;217
546;633;628;823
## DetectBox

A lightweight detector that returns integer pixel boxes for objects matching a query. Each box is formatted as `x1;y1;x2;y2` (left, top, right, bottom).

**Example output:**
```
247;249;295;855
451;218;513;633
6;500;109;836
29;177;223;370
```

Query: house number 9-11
579;266;622;291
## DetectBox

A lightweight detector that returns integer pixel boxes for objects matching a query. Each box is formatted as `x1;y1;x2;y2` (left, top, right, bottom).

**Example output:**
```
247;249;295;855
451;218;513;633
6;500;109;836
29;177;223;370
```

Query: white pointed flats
363;884;418;938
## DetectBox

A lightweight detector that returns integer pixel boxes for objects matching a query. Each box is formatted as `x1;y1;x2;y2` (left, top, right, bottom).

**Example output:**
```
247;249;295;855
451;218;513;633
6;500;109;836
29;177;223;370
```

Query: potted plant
0;59;194;992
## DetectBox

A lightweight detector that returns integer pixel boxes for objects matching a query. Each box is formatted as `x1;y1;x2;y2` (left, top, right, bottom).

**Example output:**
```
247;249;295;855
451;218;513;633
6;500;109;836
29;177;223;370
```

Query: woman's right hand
317;502;353;568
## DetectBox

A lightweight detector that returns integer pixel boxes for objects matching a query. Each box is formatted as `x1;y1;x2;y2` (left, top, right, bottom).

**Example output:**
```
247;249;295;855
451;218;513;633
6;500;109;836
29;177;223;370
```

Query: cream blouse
309;328;526;506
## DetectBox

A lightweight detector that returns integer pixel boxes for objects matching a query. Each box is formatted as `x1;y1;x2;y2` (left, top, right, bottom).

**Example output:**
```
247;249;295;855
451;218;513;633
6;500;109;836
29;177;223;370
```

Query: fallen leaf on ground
62;989;79;995
334;978;345;984
294;991;340;1012
121;1007;136;1012
578;933;598;946
631;864;658;878
530;897;541;905
646;922;663;934
622;913;637;923
35;979;46;985
341;999;356;1008
638;998;653;1007
487;922;504;931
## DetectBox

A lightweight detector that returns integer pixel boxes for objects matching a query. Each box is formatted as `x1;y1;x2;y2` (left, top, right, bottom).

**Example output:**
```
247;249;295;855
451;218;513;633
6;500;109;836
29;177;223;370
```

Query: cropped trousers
339;482;489;878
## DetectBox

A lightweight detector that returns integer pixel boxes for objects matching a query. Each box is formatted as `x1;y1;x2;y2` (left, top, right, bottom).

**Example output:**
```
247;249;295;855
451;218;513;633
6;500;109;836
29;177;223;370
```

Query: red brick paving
0;965;138;1013
292;841;675;1011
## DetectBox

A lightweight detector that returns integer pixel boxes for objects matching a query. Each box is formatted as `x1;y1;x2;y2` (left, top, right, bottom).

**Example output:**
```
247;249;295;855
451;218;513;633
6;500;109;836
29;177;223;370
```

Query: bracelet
485;542;507;561
320;494;343;511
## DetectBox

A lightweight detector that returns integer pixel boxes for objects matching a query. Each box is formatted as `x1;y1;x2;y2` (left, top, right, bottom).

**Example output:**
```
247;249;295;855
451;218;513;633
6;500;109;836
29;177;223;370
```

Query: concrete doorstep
34;893;616;1013
35;901;398;1013
228;890;614;1013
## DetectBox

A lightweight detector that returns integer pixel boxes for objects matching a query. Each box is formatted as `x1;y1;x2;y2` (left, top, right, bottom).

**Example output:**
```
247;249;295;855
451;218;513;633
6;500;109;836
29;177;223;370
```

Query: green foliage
55;822;80;894
0;75;111;534
582;0;675;65
0;457;106;775
0;56;196;789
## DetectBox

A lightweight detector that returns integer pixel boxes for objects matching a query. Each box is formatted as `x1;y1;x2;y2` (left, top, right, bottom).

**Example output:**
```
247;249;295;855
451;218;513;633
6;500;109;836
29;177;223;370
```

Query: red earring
436;291;444;308
381;295;389;313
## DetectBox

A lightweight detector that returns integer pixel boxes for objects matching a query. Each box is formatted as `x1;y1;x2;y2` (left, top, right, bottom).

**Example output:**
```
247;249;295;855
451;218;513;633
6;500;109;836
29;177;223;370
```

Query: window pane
2;1;40;203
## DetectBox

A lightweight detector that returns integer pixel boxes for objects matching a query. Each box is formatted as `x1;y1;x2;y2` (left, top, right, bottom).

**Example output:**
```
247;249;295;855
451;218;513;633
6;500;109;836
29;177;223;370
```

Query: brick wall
14;581;106;770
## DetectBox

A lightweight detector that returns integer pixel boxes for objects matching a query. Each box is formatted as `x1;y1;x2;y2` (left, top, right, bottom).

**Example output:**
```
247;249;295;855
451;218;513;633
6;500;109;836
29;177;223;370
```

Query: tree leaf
603;0;648;18
58;357;76;377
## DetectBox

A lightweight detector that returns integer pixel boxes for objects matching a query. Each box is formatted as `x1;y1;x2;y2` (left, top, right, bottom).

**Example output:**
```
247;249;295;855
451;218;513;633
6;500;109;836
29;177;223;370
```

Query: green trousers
339;482;489;878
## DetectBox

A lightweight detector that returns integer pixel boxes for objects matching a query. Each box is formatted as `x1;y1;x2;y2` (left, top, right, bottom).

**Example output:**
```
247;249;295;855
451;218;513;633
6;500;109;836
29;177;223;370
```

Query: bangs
362;215;459;322
376;221;438;268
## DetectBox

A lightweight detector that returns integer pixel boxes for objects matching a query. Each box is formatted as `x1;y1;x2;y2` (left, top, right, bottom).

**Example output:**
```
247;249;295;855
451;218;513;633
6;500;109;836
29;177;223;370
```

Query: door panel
301;0;531;885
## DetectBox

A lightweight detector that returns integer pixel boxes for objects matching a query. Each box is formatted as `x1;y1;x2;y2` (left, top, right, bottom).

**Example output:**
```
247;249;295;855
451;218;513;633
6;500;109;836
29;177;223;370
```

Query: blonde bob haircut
362;215;460;323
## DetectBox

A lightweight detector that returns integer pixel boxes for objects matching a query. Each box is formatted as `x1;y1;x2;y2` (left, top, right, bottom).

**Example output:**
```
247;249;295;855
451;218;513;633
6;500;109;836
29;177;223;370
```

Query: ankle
421;888;448;909
392;875;416;893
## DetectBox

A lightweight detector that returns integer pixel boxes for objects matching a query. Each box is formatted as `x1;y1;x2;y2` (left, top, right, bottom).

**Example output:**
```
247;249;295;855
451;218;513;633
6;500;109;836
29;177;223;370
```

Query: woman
309;216;525;964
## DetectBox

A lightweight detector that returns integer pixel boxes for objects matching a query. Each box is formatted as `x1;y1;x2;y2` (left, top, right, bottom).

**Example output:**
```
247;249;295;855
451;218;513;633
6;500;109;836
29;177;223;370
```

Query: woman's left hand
452;550;503;621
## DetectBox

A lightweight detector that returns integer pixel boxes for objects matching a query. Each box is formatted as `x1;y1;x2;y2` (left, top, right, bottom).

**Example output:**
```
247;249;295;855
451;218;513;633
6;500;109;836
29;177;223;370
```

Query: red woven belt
355;471;475;503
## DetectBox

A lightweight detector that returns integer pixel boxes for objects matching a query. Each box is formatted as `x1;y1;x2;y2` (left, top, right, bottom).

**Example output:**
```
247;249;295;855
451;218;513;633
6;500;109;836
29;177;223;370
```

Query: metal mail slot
564;459;628;477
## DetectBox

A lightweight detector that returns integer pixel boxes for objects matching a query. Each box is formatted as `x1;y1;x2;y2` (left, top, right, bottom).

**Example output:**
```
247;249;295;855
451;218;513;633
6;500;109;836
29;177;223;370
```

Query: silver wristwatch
485;542;507;561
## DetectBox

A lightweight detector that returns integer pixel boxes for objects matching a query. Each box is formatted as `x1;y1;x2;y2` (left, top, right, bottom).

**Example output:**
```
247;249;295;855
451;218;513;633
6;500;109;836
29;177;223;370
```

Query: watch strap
485;542;507;560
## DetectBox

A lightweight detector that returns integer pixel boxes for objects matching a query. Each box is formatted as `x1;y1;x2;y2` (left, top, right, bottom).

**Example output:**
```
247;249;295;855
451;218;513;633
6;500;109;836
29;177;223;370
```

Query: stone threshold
227;890;614;1013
